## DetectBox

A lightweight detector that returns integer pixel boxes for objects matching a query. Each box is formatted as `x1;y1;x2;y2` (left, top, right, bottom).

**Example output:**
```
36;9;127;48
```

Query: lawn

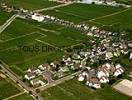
0;18;90;76
41;79;132;100
43;3;125;23
0;77;20;100
9;93;34;100
0;0;62;10
0;10;12;25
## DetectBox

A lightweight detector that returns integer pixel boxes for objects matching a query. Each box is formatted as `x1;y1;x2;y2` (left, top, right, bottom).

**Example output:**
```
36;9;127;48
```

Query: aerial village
0;0;132;89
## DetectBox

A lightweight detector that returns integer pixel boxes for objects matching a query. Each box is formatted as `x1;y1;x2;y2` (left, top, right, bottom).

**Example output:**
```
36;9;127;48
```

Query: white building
129;53;132;60
31;13;44;22
114;64;124;77
30;79;45;86
24;72;36;80
99;76;109;83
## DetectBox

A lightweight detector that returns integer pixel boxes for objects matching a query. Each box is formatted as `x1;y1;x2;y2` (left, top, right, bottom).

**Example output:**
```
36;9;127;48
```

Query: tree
22;78;26;82
36;89;40;93
29;91;32;95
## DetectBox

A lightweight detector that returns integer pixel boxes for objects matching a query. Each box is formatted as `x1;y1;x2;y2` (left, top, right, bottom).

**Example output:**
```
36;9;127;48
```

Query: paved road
0;15;17;34
34;2;73;12
0;61;43;100
37;71;81;91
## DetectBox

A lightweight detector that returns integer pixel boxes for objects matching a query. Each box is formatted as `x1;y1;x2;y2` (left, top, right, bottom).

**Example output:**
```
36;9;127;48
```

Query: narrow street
37;71;81;91
0;60;43;100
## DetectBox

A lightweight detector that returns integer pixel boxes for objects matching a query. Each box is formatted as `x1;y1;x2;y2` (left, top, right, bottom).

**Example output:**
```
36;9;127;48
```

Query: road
37;71;81;91
0;15;17;34
34;2;73;12
0;61;43;100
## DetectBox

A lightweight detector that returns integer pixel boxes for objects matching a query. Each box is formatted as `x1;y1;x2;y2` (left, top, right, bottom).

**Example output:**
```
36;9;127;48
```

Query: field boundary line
0;15;17;34
0;46;18;52
11;65;24;74
57;86;74;96
35;39;61;50
37;27;61;35
11;52;54;65
55;9;87;19
3;91;25;100
34;2;74;12
2;31;39;43
90;8;131;21
64;42;83;50
79;8;131;24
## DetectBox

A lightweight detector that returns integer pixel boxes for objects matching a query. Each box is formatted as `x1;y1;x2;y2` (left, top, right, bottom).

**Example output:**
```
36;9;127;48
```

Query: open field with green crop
0;18;90;76
115;0;132;5
0;0;62;10
9;93;34;100
0;10;12;25
41;79;132;100
42;3;125;23
0;75;21;100
91;8;132;32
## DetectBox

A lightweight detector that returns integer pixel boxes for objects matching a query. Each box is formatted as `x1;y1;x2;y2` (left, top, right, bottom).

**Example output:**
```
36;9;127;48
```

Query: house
97;70;107;79
62;56;71;62
65;61;73;66
30;79;45;86
114;64;124;77
25;72;36;80
86;77;101;89
38;64;49;71
78;74;85;82
54;70;64;78
72;53;81;60
99;76;109;83
97;64;110;78
72;63;82;70
50;61;60;68
60;66;69;72
33;69;42;75
105;52;113;60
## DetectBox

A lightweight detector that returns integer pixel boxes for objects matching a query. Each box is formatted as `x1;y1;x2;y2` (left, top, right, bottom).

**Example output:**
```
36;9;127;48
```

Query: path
0;60;43;100
37;71;81;91
3;92;25;100
0;15;17;34
34;2;74;12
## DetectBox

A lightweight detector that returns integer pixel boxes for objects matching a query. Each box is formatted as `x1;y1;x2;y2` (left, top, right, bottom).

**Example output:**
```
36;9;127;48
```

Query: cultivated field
113;79;132;97
0;0;62;10
0;18;90;76
92;8;132;32
9;93;34;100
42;3;125;23
115;0;132;5
0;74;21;100
41;79;132;100
0;10;12;25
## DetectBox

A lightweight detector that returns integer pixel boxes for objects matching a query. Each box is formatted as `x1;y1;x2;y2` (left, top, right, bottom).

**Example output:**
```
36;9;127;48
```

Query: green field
41;79;132;100
0;18;90;76
92;9;132;32
0;10;12;25
0;0;62;10
9;93;34;100
115;0;132;5
43;3;125;23
0;77;20;100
